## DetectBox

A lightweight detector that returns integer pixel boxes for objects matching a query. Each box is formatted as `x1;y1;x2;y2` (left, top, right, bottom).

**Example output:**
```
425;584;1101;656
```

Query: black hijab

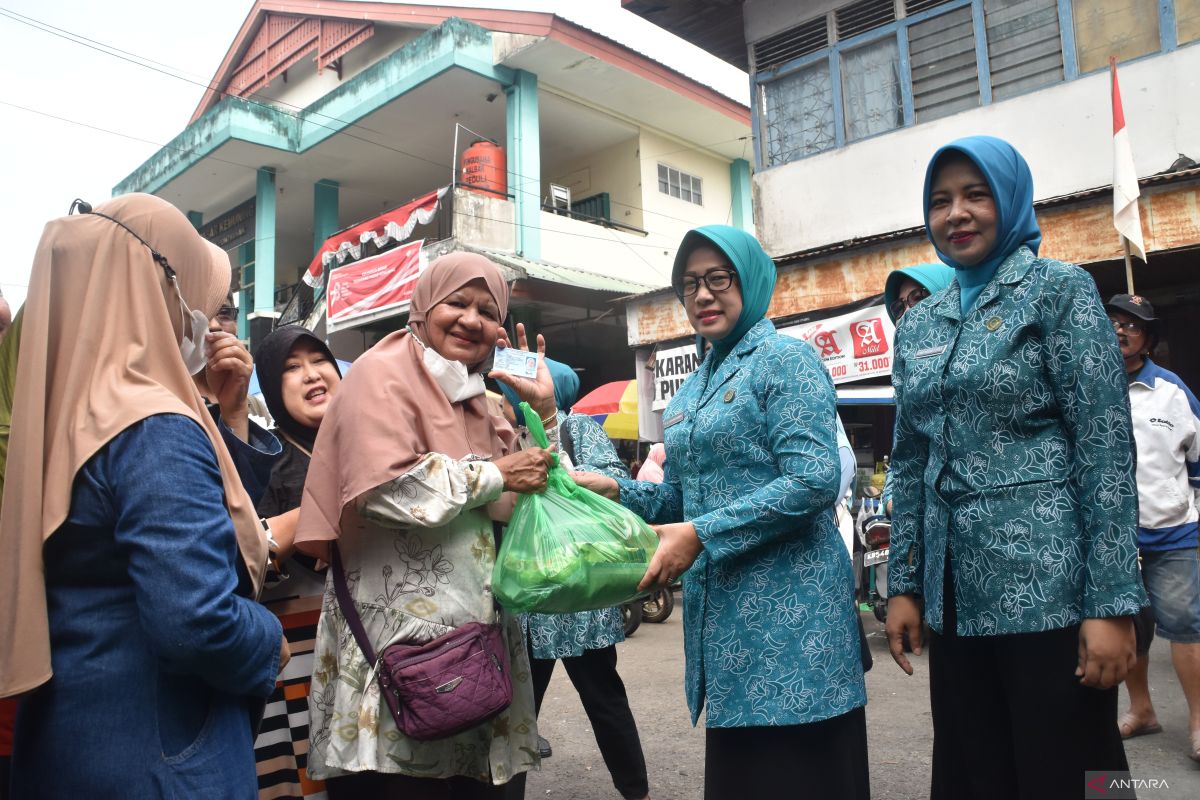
254;325;341;453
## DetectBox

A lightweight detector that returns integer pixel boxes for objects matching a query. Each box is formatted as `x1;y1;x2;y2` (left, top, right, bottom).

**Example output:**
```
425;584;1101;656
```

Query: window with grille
1071;0;1160;74
910;4;981;122
984;0;1064;100
841;38;902;141
763;61;836;165
657;164;704;205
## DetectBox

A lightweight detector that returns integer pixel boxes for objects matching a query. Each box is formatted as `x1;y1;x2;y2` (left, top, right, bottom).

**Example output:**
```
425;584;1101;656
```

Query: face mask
175;288;210;376
418;333;486;403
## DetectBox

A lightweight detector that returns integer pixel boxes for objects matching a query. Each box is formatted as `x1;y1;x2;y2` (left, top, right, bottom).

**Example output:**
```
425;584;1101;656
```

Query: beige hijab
0;194;268;697
295;252;515;560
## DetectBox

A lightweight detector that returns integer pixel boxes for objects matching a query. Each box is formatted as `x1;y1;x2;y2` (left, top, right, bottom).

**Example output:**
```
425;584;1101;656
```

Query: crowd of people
0;132;1196;800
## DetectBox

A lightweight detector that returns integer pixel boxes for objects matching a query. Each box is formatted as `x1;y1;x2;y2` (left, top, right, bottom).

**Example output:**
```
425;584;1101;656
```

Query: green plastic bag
492;403;659;614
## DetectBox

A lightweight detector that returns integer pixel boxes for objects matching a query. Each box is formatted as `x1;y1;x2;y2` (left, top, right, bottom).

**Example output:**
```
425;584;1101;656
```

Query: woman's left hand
491;323;556;420
205;332;253;438
1076;616;1137;689
638;522;702;591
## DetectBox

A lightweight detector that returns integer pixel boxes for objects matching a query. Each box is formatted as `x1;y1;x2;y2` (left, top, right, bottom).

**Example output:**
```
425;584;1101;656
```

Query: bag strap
330;543;379;665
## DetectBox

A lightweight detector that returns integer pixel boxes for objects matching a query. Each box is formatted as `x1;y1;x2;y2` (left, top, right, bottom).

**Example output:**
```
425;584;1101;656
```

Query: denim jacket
618;318;866;727
888;247;1147;635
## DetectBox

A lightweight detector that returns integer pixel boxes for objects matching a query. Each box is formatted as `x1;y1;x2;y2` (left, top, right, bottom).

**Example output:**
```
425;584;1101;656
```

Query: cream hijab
0;194;268;697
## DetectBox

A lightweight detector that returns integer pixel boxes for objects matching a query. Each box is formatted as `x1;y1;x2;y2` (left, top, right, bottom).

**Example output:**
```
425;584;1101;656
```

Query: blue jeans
1141;547;1200;643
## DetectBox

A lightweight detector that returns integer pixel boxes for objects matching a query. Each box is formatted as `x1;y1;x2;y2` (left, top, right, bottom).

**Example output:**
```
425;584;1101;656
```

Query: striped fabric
254;595;327;800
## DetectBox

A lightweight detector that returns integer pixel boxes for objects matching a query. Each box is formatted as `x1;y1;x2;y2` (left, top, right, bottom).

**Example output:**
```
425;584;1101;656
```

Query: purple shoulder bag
331;544;513;740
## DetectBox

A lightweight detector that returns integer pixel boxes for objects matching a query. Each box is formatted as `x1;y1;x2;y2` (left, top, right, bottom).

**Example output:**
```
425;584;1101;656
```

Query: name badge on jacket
663;412;685;429
915;345;947;359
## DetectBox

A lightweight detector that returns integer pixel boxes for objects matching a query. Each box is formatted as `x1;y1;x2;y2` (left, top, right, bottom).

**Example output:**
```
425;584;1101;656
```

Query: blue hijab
922;136;1041;314
672;224;776;362
497;356;579;413
883;263;956;323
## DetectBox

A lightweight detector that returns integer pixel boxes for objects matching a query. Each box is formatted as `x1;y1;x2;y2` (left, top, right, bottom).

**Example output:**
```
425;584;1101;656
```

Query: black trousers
506;643;649;800
704;707;870;800
929;560;1131;800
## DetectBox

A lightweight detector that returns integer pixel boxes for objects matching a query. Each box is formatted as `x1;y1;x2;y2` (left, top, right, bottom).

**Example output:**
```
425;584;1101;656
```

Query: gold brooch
723;389;736;403
985;316;1002;331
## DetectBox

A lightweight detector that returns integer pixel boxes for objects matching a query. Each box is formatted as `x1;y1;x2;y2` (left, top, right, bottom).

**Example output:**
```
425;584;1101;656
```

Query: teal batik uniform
617;226;866;728
888;135;1147;636
888;246;1147;634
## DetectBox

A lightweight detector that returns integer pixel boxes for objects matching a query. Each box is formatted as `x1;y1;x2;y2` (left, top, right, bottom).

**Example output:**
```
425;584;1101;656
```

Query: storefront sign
326;240;425;331
649;341;701;411
640;302;897;414
199;198;255;250
779;303;896;384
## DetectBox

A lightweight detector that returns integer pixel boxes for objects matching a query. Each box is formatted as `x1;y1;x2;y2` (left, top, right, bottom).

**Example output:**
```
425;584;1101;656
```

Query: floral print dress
305;453;539;785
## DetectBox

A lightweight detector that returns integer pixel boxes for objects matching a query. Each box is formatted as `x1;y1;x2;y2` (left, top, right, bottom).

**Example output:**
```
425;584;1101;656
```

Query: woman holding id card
572;225;869;800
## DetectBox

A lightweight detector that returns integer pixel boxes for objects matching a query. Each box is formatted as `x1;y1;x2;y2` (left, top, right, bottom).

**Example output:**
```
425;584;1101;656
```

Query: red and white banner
780;303;896;384
326;240;424;331
304;186;446;286
1110;57;1146;263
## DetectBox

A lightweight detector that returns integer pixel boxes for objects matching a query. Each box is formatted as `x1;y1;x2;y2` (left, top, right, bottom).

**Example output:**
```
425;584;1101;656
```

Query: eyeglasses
677;269;736;297
1109;318;1145;334
890;286;930;320
215;305;239;322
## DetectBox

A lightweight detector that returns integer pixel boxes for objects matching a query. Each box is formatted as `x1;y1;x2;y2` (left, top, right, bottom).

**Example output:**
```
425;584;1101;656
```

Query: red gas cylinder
460;140;507;197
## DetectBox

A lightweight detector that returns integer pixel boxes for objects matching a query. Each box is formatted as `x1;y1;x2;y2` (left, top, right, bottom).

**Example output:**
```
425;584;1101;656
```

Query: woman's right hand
495;448;554;493
570;471;619;500
279;636;291;672
885;593;924;675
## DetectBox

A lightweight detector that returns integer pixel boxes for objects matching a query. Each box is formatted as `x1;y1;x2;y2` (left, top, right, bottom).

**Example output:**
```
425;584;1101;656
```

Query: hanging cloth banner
326;239;425;331
303;186;447;286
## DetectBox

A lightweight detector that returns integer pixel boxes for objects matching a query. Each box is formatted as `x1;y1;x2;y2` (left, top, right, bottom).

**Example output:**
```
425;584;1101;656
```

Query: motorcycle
858;504;892;624
620;584;678;636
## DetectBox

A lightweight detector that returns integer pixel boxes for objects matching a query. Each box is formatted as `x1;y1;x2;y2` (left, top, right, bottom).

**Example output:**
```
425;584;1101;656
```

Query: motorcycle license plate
863;548;889;567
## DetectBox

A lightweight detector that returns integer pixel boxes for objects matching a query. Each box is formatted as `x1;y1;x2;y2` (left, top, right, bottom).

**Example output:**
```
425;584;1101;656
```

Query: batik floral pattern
618;319;866;728
888;247;1147;635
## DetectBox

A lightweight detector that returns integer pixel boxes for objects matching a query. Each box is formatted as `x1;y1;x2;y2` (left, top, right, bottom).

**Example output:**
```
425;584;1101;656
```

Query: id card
493;345;540;379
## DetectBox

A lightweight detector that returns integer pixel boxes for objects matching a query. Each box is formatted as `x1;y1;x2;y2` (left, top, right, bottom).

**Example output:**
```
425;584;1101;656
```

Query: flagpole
1122;236;1135;294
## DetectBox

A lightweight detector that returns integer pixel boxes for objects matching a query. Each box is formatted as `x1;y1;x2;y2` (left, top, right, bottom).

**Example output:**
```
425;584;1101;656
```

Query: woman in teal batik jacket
574;225;868;800
885;135;1147;800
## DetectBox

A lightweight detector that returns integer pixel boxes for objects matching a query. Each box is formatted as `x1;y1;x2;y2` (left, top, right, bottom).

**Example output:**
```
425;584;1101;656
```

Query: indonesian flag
303;186;447;286
1111;57;1146;262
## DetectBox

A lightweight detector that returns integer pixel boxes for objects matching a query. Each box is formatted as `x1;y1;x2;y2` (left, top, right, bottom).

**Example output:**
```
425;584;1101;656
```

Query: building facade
114;0;752;396
627;0;1200;466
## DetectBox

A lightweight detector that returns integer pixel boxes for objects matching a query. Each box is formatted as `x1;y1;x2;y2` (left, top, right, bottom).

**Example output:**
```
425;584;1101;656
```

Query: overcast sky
0;0;748;312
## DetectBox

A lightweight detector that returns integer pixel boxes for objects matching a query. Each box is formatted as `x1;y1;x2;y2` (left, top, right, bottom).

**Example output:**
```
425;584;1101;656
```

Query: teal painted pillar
186;210;203;229
730;158;753;233
253;167;277;316
313;179;339;256
505;69;540;259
